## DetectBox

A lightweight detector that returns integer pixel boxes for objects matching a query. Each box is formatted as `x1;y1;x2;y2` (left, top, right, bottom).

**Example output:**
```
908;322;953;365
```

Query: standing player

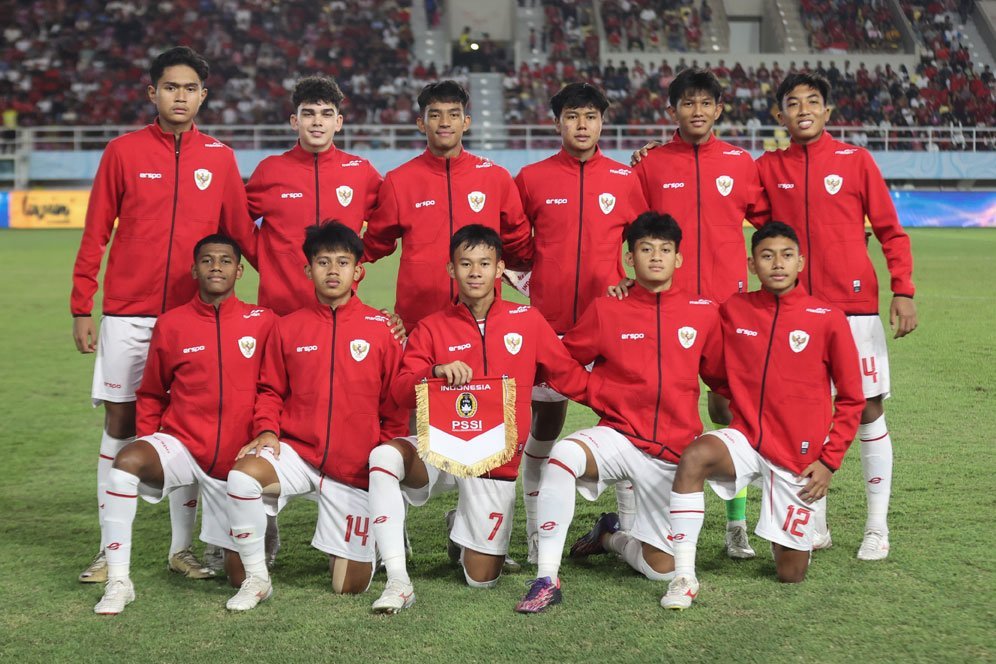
661;222;864;610
71;46;255;583
757;73;917;559
514;82;648;561
93;235;274;614
361;80;533;333
367;225;589;614
246;76;382;315
630;67;770;559
515;213;725;613
224;222;407;611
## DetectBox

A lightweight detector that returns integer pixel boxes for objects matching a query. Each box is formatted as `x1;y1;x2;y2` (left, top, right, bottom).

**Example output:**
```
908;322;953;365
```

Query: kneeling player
225;221;406;611
661;222;864;609
93;235;274;615
515;212;726;613
368;224;589;613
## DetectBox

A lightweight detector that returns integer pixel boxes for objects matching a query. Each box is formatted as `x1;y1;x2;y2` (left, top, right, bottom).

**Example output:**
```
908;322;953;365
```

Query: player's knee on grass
329;556;373;594
861;395;885;423
111;439;164;486
231;454;280;488
225;549;246;587
462;549;503;587
772;543;810;583
104;400;137;439
530;399;569;441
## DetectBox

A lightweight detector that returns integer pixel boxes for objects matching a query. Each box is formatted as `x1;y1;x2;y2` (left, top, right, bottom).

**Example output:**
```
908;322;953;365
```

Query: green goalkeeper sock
725;487;748;523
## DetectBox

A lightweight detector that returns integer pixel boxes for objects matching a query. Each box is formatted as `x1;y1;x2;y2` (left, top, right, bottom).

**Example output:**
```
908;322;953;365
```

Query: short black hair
751;221;800;252
450;224;502;261
775;72;832;109
292;75;345;110
302;220;364;262
550;82;610;118
150;46;209;86
193;233;241;262
418;80;470;114
625;212;683;252
668;67;723;107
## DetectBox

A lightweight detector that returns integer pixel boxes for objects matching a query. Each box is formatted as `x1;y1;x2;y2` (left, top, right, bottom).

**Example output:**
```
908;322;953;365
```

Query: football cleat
527;532;539;565
372;579;416;614
503;554;522;574
168;548;216;579
812;527;833;551
226;574;273;611
79;550;108;584
856;529;890;561
202;544;225;575
94;578;135;615
569;512;620;557
661;574;699;610
725;524;756;560
515;576;562;614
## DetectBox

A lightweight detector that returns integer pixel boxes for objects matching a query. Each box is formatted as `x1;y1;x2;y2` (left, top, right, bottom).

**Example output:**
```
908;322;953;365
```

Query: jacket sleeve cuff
818;458;838;473
892;293;914;299
72;313;92;318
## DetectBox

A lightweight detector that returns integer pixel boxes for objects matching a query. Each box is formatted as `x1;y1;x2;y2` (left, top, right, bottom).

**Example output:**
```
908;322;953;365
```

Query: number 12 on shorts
782;505;812;537
345;515;370;546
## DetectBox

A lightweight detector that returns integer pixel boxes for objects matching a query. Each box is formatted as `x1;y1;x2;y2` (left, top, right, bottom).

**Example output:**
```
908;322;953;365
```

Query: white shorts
91;316;157;405
255;443;375;563
706;428;815;552
398;436;516;556
138;432;231;550
566;427;675;555
847;315;891;398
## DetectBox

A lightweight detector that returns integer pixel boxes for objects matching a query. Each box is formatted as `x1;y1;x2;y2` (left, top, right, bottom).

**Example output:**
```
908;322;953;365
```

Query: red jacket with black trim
634;132;770;302
71;122;255;317
392;297;589;480
562;285;726;463
515;148;649;334
361;149;533;330
755;131;915;315
136;295;275;480
253;296;407;490
720;286;864;474
247;143;382;315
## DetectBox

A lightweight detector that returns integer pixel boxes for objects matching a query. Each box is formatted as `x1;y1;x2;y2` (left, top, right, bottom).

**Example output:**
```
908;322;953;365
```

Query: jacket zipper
651;292;663;442
161;133;182;313
694;144;702;295
446;158;454;300
463;301;491;374
803;145;813;293
756;296;781;451
207;306;223;474
314;153;321;223
320;307;338;469
572;160;586;325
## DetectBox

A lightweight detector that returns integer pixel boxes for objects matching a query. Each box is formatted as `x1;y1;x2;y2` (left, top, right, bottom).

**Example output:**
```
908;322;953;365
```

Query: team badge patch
789;330;810;353
715;176;734;197
456;392;478;418
350;339;370;361
598;193;616;214
468;191;486;213
336;185;353;207
824;174;843;195
677;326;697;349
238;336;256;358
504;332;523;355
194;169;213;191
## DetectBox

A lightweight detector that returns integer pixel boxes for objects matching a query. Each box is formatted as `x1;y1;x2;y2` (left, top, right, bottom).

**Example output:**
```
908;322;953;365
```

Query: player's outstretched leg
225;461;276;611
857;400;892;560
615;482;637;532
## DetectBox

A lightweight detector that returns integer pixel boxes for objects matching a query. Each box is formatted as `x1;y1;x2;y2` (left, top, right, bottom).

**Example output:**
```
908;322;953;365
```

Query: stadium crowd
800;0;902;53
601;0;711;54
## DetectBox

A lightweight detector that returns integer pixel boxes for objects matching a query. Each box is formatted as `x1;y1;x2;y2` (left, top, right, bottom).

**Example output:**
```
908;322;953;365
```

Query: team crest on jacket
336;185;353;206
238;336;256;358
824;174;843;195
677;326;697;349
468;191;486;213
598;193;616;214
504;332;523;355
350;339;370;361
194;169;213;191
715;176;734;197
789;330;810;353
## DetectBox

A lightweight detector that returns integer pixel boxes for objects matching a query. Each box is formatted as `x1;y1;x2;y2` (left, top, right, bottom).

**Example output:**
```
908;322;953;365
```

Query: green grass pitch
0;228;993;662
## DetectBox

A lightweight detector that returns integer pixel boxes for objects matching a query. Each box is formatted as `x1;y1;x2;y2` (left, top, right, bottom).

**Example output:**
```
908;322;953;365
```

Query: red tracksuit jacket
515;148;649;334
246;143;383;315
136;295;275;480
362;149;533;329
392;297;589;480
634;132;770;301
563;284;726;464
253;296;407;490
71;122;255;317
756;131;915;315
720;286;864;474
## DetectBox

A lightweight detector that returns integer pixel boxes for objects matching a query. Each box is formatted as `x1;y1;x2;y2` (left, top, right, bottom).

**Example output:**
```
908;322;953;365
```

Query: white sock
536;440;586;581
812;496;829;536
615;482;636;532
368;445;410;584
227;470;269;581
859;415;892;533
168;484;199;556
103;468;140;580
97;432;134;549
669;492;705;578
606;531;674;582
522;434;556;540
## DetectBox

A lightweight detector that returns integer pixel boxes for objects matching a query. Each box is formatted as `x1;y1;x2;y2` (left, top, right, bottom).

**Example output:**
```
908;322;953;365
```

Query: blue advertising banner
891;191;996;228
0;191;8;228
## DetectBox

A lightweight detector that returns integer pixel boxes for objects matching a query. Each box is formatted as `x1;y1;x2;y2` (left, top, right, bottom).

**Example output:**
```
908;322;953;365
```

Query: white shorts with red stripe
706;428;815;552
847;315;891;399
91;316;157;405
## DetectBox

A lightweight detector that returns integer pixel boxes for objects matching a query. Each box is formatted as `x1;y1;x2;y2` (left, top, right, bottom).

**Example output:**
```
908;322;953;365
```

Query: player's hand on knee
889;296;918;339
238;431;280;460
629;140;662;166
797;461;833;503
433;361;473;386
381;308;407;342
73;316;97;353
607;278;634;300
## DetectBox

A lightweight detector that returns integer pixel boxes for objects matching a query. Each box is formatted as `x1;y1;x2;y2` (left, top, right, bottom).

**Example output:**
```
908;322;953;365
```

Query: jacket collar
553;145;605;168
287;141;341;165
418;146;477;173
310;293;363;319
667;129;717;153
786;129;835;157
627;281;685;305
190;292;241;318
148;120;200;148
755;283;809;308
